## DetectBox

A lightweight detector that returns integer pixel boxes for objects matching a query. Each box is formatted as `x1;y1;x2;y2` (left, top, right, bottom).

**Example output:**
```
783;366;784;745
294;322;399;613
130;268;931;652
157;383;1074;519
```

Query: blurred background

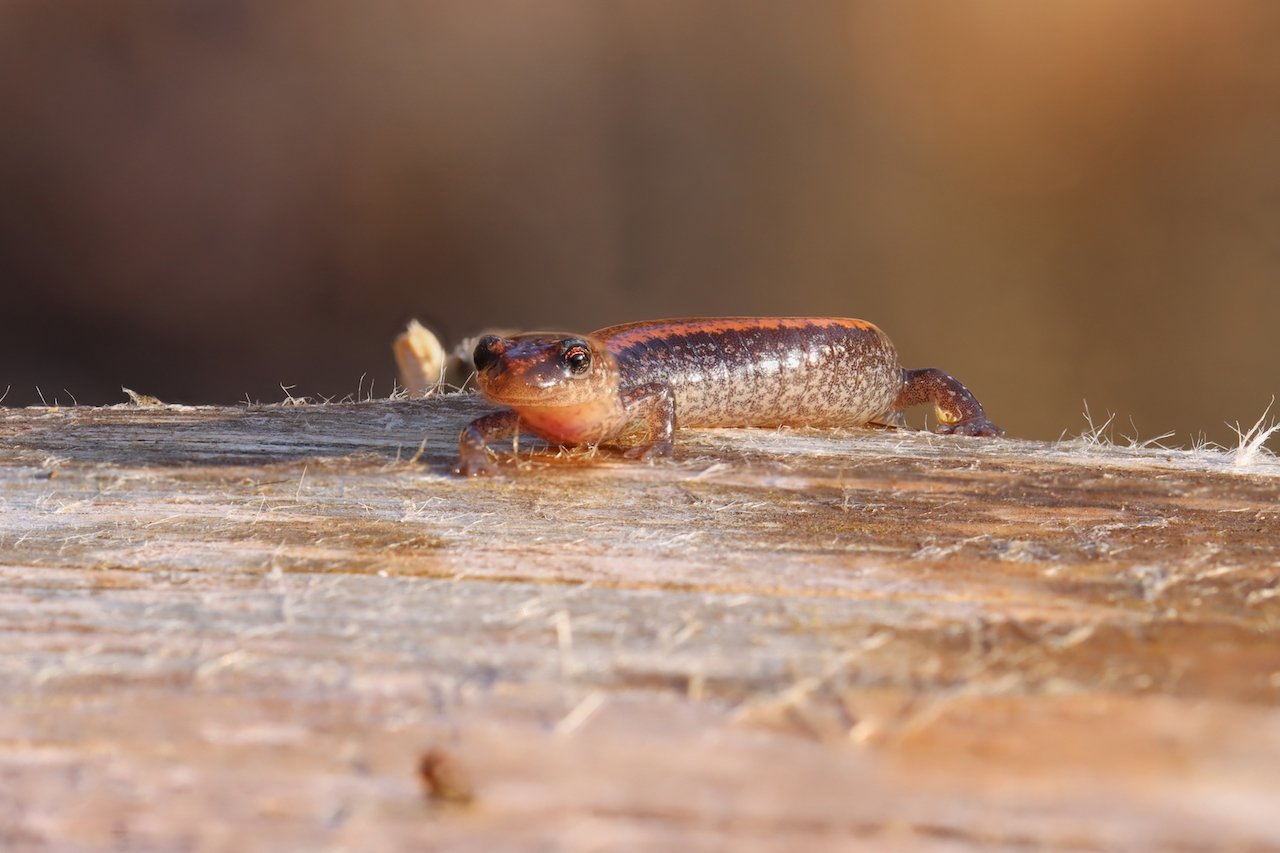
1;0;1278;446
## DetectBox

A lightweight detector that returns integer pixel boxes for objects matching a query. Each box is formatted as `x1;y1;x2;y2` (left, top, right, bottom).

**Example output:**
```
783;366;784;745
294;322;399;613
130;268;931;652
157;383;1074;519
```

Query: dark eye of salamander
473;335;504;372
559;339;592;375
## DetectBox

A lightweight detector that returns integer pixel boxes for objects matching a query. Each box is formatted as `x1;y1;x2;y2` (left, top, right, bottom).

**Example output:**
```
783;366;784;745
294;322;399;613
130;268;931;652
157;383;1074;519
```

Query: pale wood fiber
1;398;1278;851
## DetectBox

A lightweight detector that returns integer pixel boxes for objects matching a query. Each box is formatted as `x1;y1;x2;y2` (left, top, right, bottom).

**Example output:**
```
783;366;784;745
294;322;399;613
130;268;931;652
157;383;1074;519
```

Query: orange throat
509;397;625;445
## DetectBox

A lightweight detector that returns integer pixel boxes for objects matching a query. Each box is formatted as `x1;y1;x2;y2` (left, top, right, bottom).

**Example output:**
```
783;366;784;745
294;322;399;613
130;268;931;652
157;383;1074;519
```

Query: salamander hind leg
455;409;522;476
619;383;676;460
891;368;1004;437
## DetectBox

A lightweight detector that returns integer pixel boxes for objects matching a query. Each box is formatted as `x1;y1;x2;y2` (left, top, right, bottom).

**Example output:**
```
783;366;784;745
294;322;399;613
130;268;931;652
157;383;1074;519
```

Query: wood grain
2;397;1278;851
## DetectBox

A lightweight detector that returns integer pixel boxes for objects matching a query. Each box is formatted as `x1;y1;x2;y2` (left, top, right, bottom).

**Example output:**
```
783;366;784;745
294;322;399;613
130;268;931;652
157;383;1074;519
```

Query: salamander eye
473;335;505;372
559;338;592;375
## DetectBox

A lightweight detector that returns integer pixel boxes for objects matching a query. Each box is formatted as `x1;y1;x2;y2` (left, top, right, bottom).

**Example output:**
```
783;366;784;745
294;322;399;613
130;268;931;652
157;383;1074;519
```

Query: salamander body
455;317;1002;476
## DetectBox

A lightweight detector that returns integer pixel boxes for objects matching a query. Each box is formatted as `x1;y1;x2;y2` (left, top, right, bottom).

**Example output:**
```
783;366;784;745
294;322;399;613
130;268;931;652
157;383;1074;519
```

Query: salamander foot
454;453;501;477
936;417;1004;437
623;439;674;461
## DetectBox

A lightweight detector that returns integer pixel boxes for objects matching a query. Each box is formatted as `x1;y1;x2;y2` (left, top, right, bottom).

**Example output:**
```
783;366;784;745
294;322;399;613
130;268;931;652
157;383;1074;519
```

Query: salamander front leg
455;409;521;476
891;368;1004;437
619;383;676;460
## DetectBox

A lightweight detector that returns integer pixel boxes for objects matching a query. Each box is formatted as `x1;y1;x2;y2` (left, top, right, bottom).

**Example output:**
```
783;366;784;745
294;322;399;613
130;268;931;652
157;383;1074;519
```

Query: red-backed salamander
454;317;1003;476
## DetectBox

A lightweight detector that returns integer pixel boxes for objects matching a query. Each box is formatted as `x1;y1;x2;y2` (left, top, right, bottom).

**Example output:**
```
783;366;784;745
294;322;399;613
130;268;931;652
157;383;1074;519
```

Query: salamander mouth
478;375;608;407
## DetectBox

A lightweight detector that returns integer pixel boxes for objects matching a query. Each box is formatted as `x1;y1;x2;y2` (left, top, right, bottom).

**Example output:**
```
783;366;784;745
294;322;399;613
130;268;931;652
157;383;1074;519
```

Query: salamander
454;317;1002;476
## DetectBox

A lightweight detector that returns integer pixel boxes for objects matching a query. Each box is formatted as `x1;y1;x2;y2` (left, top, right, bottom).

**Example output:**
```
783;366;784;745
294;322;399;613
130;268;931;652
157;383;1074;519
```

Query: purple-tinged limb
891;368;1004;437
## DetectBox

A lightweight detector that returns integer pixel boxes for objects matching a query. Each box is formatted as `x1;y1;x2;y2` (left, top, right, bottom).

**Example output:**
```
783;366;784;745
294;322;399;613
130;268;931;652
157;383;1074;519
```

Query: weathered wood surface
2;396;1279;852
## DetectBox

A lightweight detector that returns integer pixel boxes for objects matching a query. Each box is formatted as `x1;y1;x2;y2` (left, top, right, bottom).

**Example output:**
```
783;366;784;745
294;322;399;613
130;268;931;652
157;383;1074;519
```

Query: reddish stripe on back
595;317;878;353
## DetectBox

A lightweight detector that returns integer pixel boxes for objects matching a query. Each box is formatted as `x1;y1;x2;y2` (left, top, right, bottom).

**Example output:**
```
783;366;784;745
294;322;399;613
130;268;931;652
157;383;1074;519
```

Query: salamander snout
472;335;506;374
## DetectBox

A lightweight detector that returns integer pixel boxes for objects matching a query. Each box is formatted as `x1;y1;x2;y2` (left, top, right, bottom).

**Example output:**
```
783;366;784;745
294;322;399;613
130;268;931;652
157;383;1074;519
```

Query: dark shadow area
0;399;475;469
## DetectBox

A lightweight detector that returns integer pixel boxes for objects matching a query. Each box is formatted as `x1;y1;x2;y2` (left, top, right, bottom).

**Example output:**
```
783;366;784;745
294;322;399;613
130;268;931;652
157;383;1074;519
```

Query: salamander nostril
473;335;505;373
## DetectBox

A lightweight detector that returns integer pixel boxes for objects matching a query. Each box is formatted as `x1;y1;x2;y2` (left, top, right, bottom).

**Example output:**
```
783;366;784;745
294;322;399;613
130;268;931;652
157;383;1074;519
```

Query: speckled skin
598;318;901;427
455;317;1002;476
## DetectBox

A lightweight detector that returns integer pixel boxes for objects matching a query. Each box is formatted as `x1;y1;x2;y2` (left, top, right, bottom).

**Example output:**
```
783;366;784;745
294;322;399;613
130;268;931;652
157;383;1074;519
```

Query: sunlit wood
2;397;1278;850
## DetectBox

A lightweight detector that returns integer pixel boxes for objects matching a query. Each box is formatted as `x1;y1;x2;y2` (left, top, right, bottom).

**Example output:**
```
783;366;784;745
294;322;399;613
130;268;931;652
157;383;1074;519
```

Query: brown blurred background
1;0;1277;447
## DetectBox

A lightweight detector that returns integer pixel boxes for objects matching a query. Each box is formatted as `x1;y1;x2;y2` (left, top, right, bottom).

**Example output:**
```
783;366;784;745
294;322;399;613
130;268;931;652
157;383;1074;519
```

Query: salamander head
472;332;619;407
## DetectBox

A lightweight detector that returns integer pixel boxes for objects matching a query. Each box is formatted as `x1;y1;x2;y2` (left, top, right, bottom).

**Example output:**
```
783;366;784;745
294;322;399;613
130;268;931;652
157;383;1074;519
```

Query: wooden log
1;396;1278;851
